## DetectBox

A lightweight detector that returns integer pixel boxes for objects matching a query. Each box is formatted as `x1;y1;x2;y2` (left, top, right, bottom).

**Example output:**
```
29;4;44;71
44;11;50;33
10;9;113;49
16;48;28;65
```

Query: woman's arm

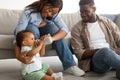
39;45;46;57
14;8;30;35
26;34;49;57
13;8;33;64
52;15;69;41
14;43;33;64
52;29;67;41
26;41;43;57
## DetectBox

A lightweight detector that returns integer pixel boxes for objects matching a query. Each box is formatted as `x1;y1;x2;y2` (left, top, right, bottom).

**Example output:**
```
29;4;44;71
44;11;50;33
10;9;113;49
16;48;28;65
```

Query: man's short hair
79;0;95;6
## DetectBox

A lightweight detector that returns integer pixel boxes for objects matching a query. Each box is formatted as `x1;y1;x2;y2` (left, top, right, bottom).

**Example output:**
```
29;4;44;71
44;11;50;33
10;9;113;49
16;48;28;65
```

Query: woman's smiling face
42;5;59;18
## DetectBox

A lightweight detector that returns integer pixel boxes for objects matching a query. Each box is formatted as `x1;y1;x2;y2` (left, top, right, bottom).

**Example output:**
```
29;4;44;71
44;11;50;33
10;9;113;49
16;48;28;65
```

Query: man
71;0;120;75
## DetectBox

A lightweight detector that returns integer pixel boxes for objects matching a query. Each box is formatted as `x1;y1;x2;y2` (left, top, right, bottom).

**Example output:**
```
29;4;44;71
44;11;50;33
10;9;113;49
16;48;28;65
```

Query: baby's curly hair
16;30;32;48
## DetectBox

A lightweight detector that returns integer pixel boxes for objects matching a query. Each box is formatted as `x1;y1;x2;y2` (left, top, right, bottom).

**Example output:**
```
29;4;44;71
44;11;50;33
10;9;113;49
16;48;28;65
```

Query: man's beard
83;13;95;23
88;13;96;22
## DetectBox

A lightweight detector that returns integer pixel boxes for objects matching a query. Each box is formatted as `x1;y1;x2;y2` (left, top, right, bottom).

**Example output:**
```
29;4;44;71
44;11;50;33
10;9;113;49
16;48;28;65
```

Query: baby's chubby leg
41;67;63;80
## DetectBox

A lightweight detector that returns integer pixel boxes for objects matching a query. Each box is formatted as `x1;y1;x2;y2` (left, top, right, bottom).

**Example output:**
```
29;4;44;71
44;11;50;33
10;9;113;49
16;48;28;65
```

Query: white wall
0;0;35;10
95;0;120;14
0;0;119;14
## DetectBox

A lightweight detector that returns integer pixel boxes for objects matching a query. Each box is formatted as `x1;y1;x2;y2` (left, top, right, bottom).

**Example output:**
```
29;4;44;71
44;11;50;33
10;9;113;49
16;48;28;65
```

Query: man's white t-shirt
87;21;109;49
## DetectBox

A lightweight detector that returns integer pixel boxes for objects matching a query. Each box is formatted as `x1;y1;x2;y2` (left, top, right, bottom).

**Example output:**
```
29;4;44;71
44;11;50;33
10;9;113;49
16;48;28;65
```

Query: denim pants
26;23;76;70
91;48;120;73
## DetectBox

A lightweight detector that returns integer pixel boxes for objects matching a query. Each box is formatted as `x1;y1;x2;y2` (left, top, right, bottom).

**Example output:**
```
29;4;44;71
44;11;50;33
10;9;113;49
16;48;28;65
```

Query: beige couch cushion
0;9;80;35
0;9;21;35
60;12;81;30
0;35;14;49
114;14;120;29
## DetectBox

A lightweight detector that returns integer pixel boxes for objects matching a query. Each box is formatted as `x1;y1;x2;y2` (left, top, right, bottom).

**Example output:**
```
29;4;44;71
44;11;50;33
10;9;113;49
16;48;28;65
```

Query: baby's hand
34;39;42;46
40;34;53;45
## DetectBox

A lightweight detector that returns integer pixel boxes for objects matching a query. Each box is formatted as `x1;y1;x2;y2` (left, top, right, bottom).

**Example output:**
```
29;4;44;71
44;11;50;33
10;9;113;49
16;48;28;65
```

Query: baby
16;30;63;80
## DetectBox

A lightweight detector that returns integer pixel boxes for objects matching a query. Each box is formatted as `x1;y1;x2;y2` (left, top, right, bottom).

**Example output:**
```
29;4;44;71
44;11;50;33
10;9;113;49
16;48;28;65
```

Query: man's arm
71;24;99;60
82;49;98;60
112;48;120;55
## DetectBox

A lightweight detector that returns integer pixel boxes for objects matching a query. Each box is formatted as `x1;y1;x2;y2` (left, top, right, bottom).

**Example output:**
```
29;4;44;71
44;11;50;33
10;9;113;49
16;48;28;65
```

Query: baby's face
23;32;35;46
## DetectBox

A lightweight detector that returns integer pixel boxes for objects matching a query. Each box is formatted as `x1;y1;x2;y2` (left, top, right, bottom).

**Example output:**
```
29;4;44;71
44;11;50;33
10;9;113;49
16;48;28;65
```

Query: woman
14;0;85;77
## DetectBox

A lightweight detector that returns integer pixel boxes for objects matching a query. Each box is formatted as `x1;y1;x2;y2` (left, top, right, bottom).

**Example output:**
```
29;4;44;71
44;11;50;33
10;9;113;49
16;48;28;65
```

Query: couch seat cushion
0;35;14;49
114;14;120;29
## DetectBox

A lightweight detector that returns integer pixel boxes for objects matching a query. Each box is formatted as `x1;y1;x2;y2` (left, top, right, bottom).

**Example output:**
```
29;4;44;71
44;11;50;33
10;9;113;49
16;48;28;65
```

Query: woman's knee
26;24;40;39
46;23;59;35
39;23;59;36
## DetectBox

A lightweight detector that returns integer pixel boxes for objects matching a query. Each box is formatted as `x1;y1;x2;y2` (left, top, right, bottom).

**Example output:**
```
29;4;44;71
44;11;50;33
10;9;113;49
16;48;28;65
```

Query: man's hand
112;48;120;55
82;49;99;60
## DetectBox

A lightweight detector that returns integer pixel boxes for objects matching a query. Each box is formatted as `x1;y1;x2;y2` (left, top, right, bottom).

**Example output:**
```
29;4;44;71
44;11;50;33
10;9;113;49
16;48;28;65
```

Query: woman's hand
34;34;51;46
17;51;34;64
34;39;42;47
14;43;33;64
40;34;53;45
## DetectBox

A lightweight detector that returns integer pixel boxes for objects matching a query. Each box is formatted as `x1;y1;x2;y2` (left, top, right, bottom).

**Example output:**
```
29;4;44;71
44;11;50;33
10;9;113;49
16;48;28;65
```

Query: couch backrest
0;9;119;35
0;9;22;35
101;14;120;29
0;9;81;35
60;12;81;30
114;14;120;29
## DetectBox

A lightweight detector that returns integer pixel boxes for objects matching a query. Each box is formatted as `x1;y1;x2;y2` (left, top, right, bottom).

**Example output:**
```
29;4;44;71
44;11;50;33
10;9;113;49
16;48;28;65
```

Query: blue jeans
26;23;76;70
91;48;120;73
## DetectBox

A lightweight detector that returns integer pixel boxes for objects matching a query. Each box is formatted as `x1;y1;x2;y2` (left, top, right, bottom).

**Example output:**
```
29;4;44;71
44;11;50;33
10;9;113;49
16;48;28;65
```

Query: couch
0;9;120;80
